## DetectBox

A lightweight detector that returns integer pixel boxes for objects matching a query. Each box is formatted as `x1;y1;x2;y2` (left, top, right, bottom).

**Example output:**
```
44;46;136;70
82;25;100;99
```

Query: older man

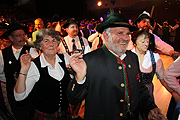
0;24;38;120
67;12;166;120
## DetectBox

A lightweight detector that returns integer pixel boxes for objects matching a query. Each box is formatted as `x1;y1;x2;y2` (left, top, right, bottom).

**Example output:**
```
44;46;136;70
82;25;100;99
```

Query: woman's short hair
34;28;61;50
131;29;150;45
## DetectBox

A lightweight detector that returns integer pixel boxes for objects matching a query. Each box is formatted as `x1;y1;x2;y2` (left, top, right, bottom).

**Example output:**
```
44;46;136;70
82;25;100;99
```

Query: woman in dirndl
131;29;174;119
131;29;173;98
14;28;72;120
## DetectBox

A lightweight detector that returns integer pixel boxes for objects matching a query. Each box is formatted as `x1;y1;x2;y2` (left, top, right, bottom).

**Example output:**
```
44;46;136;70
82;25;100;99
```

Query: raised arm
14;50;31;94
69;53;87;82
67;53;88;105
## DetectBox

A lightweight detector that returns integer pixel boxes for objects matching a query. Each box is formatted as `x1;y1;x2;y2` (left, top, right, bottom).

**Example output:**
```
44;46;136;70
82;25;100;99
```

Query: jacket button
72;84;75;91
120;99;124;102
121;83;125;87
118;66;122;70
120;113;123;117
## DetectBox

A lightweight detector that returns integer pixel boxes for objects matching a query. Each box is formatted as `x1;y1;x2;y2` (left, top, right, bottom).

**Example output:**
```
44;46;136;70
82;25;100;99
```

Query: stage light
97;1;102;7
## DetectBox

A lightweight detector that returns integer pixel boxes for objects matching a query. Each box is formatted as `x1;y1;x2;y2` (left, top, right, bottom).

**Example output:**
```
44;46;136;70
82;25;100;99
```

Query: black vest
148;34;155;52
32;54;71;113
2;45;31;107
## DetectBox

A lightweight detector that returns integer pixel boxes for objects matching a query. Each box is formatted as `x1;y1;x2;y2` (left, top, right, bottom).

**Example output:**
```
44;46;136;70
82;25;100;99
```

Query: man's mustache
117;39;129;44
19;39;26;42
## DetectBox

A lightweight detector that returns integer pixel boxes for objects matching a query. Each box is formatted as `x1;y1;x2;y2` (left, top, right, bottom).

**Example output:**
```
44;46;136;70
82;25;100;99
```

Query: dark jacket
32;54;71;113
2;45;34;120
67;45;157;120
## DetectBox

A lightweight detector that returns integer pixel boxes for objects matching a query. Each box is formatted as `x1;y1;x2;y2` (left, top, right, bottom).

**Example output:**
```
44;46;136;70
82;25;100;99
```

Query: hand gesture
148;108;167;120
69;53;87;82
20;50;32;73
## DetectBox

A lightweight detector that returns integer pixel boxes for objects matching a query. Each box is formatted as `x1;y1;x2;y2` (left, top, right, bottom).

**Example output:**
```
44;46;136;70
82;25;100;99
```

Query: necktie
72;39;77;50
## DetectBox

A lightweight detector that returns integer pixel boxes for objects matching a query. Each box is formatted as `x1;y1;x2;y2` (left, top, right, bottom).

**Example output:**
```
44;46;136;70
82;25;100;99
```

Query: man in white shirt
58;18;91;56
0;24;39;120
58;18;91;120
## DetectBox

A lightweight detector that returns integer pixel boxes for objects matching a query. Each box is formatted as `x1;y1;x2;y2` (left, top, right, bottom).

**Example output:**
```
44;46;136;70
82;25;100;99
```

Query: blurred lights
97;1;102;6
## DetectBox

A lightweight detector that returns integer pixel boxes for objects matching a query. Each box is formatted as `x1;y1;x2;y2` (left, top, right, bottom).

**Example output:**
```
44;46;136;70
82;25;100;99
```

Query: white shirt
131;48;164;80
58;35;91;55
14;53;69;101
154;34;174;55
127;34;174;55
88;32;104;51
164;56;180;95
0;46;39;82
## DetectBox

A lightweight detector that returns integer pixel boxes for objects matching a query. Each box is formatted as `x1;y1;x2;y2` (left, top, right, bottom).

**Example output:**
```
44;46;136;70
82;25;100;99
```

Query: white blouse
14;53;69;101
131;48;164;80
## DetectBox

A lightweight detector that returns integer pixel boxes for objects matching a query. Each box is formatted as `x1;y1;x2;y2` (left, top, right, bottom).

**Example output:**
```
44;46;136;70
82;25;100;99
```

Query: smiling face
137;18;151;31
34;19;44;31
40;35;59;57
103;27;131;56
9;29;26;49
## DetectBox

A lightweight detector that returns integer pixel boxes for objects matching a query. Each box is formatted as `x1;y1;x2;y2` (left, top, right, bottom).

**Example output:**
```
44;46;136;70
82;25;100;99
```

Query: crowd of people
0;9;180;120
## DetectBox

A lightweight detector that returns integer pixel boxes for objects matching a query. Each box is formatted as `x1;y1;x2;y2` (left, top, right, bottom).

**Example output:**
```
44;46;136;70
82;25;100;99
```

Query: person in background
0;24;39;120
67;12;166;120
79;20;90;40
88;32;103;51
87;23;96;48
26;22;34;39
129;11;177;57
87;23;96;35
131;29;173;99
58;18;91;120
26;22;35;47
14;28;72;120
0;26;12;116
32;18;44;42
58;18;91;56
170;19;180;51
157;21;171;44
